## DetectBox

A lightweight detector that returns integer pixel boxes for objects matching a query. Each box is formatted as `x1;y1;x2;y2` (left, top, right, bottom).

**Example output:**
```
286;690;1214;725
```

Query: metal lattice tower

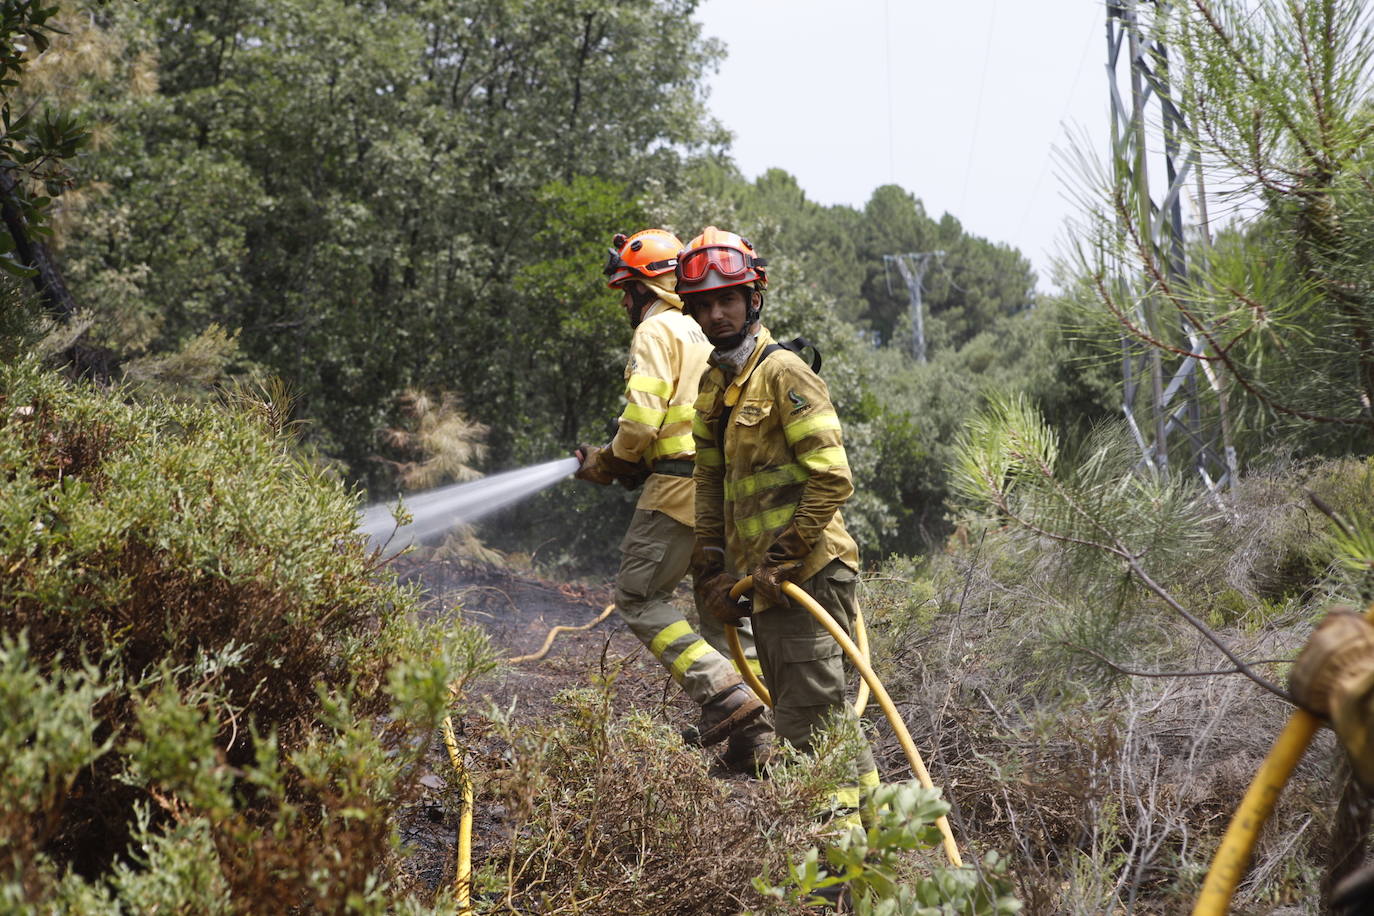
884;251;944;363
1105;0;1234;490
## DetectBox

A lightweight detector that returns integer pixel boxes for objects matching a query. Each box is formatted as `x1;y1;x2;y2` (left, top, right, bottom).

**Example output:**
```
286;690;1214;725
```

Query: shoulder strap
761;335;822;373
715;336;824;452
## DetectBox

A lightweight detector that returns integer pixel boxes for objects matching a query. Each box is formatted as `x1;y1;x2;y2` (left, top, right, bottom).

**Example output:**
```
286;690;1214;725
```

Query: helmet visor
679;246;750;282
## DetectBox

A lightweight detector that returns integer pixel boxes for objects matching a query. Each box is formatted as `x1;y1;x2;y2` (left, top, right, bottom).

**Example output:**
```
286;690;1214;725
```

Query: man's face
619;280;650;317
688;286;754;344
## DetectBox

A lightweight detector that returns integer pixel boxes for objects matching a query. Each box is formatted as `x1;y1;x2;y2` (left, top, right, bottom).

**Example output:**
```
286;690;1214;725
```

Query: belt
652;459;695;478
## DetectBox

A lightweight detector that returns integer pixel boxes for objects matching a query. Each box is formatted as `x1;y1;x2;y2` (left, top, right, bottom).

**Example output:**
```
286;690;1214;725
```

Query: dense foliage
6;0;1108;567
7;0;1374;910
0;352;494;910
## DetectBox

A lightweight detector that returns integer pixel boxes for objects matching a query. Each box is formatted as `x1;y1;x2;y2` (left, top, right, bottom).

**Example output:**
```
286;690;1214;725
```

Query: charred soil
392;557;711;896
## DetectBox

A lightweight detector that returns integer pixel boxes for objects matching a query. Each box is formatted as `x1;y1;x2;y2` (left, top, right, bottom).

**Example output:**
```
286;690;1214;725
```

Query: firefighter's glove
615;465;650;492
691;537;727;582
572;445;614;485
700;571;751;626
572;444;642;488
1290;609;1374;791
750;525;810;611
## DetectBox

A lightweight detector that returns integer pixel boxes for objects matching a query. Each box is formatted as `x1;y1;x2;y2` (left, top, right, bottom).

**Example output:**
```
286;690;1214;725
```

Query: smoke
359;457;580;556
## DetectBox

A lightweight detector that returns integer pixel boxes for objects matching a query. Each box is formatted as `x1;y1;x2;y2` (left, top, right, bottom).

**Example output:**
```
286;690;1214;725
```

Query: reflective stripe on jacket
610;300;712;526
692;326;860;589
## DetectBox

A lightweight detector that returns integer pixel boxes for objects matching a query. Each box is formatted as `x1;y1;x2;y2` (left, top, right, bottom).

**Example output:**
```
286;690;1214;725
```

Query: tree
1068;0;1374;461
856;185;1035;352
48;0;726;485
1;1;90;324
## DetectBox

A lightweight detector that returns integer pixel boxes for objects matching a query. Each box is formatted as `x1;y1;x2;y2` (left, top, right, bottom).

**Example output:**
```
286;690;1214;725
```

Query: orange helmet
604;228;683;288
674;227;768;296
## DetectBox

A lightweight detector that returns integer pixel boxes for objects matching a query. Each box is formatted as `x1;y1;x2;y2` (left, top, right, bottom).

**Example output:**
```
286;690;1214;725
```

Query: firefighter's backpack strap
716;336;824;452
761;336;822;373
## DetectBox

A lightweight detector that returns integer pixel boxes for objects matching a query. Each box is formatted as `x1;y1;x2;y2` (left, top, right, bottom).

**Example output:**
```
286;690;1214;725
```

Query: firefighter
572;228;771;764
682;226;878;810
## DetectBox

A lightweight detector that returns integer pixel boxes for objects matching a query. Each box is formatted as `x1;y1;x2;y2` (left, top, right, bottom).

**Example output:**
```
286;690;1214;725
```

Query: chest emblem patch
735;405;767;425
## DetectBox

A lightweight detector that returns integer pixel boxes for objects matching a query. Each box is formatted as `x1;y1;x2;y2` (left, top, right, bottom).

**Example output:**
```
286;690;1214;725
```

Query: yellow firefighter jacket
609;299;713;527
692;326;860;597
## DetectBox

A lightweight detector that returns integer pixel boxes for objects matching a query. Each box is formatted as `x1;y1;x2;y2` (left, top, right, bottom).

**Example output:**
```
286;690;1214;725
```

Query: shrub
476;669;846;915
751;782;1021;915
0;358;495;910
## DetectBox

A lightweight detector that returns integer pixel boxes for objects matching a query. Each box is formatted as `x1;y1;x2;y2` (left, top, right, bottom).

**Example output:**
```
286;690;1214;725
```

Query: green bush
751;782;1021;915
0;358;494;910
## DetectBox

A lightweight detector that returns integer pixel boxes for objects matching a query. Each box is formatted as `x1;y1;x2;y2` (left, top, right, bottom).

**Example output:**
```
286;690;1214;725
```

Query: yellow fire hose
446;575;1358;906
442;582;960;908
726;594;871;716
440;715;475;914
1191;712;1320;913
728;577;964;868
438;603;615;909
507;602;617;664
1192;601;1374;913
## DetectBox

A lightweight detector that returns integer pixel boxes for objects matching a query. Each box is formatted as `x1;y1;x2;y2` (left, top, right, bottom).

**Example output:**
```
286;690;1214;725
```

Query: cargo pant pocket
776;633;846;707
617;536;667;604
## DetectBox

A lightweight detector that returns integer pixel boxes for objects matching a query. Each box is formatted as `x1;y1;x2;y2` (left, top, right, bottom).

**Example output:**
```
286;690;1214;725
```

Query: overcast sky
693;0;1111;291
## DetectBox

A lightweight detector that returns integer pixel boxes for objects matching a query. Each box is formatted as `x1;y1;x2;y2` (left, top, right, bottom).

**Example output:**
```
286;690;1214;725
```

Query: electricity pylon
1105;0;1235;491
884;251;944;363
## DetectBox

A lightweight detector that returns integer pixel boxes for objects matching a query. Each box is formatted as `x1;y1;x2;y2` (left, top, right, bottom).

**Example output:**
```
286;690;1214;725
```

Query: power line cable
937;256;969;295
959;0;999;215
1016;7;1101;240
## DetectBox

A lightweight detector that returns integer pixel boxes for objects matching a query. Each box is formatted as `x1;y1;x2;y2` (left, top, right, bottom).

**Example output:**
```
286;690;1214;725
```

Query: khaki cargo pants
616;508;760;706
752;559;877;799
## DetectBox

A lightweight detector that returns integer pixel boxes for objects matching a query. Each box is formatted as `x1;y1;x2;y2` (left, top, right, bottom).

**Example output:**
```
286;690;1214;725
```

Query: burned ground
392;556;715;896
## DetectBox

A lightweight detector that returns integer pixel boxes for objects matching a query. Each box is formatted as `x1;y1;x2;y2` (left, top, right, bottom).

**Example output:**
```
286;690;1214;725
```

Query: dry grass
462;669;843;915
857;460;1371;912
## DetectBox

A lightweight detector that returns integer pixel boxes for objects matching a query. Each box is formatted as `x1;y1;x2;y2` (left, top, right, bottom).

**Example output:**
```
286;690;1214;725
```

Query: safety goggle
677;245;764;282
603;248;676;279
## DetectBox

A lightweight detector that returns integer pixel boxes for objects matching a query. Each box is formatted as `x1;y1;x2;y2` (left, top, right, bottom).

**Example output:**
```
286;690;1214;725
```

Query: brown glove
750;524;811;611
572;444;642;487
691;537;727;582
699;571;751;625
572;444;614;485
1290;609;1374;790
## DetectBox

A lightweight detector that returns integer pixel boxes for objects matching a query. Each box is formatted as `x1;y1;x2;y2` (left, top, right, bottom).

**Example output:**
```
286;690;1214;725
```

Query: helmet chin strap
627;283;657;328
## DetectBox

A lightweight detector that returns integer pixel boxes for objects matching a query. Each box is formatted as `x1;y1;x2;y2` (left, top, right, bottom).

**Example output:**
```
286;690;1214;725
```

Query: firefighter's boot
722;716;775;776
691;683;764;747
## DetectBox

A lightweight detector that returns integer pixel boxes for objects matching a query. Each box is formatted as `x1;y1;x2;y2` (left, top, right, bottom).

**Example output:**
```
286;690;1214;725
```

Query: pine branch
1067;644;1290;679
1104;187;1374;428
1190;0;1324;166
973;404;1296;703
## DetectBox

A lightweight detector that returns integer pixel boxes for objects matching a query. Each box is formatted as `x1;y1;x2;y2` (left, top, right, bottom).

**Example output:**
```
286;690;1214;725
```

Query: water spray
358;456;580;555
